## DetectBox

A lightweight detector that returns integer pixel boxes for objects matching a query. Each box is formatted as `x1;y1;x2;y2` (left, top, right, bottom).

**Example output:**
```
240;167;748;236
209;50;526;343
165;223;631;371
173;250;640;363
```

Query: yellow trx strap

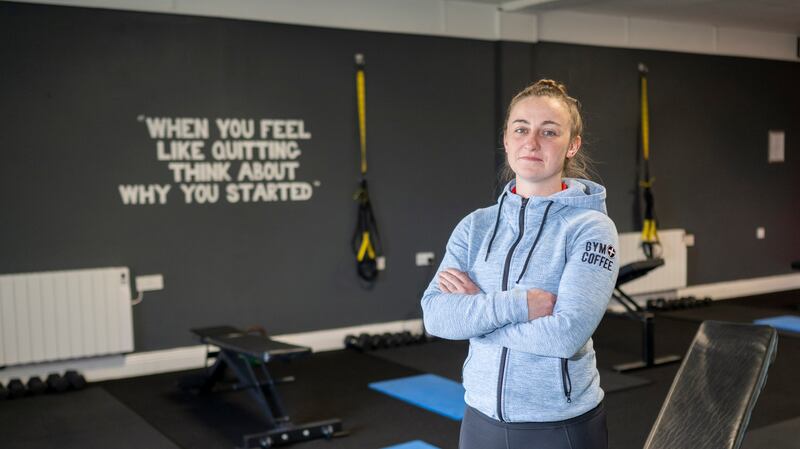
638;64;660;256
640;76;650;163
356;54;367;175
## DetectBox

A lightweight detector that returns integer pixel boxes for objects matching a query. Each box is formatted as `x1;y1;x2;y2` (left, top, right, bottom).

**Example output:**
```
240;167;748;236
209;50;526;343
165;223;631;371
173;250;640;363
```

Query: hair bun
533;79;569;96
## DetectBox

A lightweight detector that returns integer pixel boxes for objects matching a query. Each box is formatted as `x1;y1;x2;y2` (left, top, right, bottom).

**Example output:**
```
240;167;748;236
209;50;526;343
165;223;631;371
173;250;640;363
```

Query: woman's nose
522;134;538;150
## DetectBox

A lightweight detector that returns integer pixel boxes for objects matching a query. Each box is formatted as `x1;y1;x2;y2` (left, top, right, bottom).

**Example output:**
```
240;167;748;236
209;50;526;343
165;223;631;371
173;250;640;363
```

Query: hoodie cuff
508;287;529;323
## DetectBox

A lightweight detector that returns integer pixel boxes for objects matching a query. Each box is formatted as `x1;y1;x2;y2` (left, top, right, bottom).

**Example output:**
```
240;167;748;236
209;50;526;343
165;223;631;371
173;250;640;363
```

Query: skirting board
3;272;799;384
676;272;800;301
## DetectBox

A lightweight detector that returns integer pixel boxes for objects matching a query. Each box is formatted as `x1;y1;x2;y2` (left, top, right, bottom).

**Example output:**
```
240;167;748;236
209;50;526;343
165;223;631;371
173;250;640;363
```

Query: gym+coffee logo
580;241;615;271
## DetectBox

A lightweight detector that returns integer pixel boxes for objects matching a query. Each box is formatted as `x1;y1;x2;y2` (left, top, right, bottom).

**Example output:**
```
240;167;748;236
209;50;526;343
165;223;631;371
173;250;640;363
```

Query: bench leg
613;313;682;372
220;350;279;429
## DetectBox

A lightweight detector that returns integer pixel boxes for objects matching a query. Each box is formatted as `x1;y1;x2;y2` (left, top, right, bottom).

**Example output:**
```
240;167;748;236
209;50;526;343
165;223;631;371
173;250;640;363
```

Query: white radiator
0;267;134;367
617;229;688;295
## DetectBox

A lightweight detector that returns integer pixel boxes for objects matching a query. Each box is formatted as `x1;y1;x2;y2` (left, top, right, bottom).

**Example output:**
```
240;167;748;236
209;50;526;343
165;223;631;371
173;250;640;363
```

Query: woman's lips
519;156;542;162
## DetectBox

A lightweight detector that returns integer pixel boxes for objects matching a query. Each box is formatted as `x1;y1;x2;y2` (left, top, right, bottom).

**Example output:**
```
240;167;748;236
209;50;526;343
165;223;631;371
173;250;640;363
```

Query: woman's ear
566;135;582;158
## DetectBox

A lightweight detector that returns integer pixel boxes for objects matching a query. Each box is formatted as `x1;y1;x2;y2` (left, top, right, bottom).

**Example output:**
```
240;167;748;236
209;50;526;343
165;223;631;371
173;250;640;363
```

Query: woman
421;79;619;449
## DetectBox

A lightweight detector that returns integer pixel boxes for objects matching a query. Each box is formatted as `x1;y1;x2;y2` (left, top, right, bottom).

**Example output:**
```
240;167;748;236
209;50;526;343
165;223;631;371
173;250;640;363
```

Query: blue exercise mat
369;373;465;420
754;315;800;333
381;440;441;449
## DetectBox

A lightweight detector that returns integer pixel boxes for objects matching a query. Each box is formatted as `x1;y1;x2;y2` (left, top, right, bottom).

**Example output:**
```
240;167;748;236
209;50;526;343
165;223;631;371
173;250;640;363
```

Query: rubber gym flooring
2;290;798;449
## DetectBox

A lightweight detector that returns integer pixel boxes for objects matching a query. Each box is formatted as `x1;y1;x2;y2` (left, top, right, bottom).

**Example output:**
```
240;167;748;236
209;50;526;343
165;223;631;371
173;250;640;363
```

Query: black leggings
459;403;608;449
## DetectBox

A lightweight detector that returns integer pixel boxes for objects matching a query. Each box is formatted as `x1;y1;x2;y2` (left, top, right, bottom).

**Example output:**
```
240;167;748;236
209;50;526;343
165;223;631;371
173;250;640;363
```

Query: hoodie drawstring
484;193;507;261
514;201;554;284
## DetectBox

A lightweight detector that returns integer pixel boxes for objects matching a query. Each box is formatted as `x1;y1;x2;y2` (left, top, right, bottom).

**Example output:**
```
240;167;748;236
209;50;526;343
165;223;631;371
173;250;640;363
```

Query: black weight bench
645;320;778;449
191;326;344;448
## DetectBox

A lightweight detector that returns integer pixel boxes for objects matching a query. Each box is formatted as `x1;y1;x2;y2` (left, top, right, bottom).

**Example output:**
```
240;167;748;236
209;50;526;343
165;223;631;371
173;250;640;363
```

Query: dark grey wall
2;3;799;352
526;42;800;284
0;3;497;351
493;41;535;195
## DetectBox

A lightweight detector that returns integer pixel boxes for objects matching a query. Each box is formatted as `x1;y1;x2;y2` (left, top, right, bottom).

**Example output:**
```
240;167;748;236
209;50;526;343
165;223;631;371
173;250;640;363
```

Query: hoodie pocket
560;358;572;403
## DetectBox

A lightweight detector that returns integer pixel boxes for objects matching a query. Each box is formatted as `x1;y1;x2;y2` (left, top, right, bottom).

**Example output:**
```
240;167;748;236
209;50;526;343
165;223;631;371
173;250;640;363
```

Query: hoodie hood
499;178;608;215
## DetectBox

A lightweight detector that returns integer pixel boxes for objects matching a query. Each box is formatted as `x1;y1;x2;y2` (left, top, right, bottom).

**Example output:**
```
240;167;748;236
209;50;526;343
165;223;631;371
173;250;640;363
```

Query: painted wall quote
119;116;319;205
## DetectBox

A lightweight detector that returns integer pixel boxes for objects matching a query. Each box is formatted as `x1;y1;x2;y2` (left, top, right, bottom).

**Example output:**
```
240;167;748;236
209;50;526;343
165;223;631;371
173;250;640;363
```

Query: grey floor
2;290;798;449
742;416;800;449
0;386;180;449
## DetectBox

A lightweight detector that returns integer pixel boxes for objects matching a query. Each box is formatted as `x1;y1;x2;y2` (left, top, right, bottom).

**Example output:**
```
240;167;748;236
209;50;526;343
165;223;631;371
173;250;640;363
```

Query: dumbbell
8;378;26;398
344;334;362;351
369;334;385;350
357;333;371;351
47;373;70;393
64;370;87;390
27;376;46;395
703;297;713;306
7;378;25;399
343;333;371;351
398;331;413;346
389;332;406;347
383;333;395;348
379;333;394;348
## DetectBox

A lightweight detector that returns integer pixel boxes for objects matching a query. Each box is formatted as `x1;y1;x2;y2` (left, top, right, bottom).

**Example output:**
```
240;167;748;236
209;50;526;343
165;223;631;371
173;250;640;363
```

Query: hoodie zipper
561;358;573;403
496;197;528;422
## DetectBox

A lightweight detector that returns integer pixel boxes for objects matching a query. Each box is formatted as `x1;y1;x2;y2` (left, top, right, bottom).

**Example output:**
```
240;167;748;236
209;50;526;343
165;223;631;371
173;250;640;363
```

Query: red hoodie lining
511;181;568;195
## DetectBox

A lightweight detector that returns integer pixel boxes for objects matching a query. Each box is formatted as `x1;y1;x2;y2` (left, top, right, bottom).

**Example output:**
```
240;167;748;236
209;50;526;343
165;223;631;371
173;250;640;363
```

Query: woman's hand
526;288;556;320
438;268;481;295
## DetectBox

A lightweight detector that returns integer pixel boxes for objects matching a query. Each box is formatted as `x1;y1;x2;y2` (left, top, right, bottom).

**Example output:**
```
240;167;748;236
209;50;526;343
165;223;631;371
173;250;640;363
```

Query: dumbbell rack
1;370;87;399
344;331;430;351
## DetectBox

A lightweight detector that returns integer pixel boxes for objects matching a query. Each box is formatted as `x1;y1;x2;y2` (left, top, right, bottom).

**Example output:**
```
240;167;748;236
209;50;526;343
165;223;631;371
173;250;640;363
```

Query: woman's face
504;95;580;186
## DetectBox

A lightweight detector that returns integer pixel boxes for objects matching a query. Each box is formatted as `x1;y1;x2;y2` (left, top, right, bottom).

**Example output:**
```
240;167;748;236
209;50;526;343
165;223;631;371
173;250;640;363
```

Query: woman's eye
514;128;528;134
542;129;558;137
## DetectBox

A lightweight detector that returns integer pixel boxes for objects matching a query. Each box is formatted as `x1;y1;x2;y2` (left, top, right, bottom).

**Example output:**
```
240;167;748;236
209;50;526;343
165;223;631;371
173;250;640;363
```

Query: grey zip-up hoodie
421;178;619;422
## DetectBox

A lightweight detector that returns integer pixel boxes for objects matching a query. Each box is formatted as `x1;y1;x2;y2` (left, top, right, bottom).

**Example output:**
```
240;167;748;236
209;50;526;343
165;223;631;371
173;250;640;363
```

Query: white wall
14;0;798;62
13;0;536;42
538;10;798;62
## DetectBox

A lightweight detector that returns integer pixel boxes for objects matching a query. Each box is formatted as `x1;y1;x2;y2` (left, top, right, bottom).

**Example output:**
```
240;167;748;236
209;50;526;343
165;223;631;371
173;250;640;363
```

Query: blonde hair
500;79;595;181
